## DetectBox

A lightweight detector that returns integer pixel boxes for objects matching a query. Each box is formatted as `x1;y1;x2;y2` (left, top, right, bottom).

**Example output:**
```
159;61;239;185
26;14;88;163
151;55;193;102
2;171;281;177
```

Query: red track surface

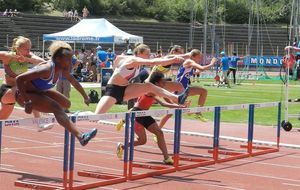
1;109;300;190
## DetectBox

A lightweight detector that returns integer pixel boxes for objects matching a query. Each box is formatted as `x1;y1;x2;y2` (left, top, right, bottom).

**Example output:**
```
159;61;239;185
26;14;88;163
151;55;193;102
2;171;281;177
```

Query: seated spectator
68;10;73;20
8;9;12;17
12;9;18;17
2;9;8;16
63;9;67;18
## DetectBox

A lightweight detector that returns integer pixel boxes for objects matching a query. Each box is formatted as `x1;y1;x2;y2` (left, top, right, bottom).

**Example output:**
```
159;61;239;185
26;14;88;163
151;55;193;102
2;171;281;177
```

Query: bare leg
123;83;178;103
133;123;147;146
188;87;207;107
147;123;169;160
95;96;117;114
163;81;184;93
158;114;172;129
0;103;14;119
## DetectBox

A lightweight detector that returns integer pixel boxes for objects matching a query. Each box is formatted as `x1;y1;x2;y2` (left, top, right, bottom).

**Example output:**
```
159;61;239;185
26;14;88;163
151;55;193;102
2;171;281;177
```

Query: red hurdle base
15;180;65;190
240;145;279;156
128;161;176;180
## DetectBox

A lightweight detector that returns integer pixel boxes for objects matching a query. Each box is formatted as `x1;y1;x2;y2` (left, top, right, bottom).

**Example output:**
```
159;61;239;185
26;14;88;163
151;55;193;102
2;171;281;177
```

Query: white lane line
9;150;123;173
203;166;300;183
236;159;300;169
282;183;300;187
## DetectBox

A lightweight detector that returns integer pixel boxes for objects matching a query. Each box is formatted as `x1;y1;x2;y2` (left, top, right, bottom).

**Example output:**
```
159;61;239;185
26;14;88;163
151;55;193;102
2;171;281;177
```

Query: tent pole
74;42;76;51
113;42;115;52
42;40;45;59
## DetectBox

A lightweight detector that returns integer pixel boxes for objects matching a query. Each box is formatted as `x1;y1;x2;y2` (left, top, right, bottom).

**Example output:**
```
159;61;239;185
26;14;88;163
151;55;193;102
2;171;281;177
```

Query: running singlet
136;95;155;110
176;64;194;89
152;65;171;74
31;61;56;91
4;52;29;78
113;59;140;81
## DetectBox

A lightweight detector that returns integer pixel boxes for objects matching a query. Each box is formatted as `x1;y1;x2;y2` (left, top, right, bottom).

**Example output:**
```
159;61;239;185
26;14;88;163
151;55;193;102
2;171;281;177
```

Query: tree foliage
0;0;293;24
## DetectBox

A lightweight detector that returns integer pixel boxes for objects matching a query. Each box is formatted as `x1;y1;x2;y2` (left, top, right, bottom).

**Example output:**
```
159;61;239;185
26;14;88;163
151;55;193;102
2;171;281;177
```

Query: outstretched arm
129;56;184;68
186;57;217;71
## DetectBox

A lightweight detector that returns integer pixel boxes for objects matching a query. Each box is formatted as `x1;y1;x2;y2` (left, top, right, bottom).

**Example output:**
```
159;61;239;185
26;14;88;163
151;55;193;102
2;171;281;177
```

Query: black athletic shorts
104;84;127;103
132;107;156;129
0;84;12;102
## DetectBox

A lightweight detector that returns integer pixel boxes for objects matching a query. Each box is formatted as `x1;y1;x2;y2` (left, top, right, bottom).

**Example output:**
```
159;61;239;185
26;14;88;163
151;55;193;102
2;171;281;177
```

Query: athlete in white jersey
94;43;189;114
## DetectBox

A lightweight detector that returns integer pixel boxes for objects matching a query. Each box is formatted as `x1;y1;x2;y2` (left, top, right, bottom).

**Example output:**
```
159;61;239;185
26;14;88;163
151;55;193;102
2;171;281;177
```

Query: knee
138;137;147;145
64;99;71;109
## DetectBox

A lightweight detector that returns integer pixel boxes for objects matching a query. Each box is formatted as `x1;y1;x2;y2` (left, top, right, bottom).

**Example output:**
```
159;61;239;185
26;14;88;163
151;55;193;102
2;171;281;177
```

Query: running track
1;109;300;190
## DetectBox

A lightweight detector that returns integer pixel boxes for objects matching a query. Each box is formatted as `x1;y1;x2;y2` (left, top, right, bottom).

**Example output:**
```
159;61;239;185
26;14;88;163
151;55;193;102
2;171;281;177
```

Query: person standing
227;52;242;84
220;51;230;88
96;46;108;82
56;55;80;112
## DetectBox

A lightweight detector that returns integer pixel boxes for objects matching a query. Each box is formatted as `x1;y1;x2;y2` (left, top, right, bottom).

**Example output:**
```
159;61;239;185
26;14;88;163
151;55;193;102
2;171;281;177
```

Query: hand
15;55;26;63
211;57;217;65
24;100;33;114
84;97;91;106
173;56;185;64
285;46;294;52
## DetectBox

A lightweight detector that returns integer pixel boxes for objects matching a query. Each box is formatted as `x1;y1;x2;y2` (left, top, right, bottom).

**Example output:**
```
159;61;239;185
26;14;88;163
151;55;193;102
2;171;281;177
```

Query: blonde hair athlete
0;36;53;131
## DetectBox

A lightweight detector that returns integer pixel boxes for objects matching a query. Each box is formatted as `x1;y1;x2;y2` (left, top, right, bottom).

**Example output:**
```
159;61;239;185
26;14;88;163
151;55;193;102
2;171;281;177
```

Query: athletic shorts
132;107;156;129
0;84;12;102
104;84;127;103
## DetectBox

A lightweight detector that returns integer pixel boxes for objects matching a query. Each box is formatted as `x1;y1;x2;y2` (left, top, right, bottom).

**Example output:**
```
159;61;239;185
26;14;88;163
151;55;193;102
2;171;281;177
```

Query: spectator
56;55;80;112
82;6;89;18
8;9;12;17
78;48;87;64
220;51;231;88
63;9;67;18
155;50;162;58
3;9;7;16
73;9;79;21
68;10;73;20
96;46;108;82
106;48;115;68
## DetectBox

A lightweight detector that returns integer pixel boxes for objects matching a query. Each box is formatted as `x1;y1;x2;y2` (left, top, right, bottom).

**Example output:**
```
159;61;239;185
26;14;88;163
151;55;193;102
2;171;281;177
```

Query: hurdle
127;110;178;180
208;102;281;163
14;115;76;189
0;102;283;189
174;107;217;171
74;112;130;189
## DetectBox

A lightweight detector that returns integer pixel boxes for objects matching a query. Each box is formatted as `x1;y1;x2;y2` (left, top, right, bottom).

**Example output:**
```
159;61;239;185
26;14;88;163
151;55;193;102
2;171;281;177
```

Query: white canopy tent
42;18;143;56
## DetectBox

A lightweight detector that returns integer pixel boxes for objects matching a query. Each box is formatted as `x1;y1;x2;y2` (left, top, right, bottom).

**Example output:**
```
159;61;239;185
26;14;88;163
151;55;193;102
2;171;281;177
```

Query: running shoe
116;119;125;131
163;157;174;165
37;123;54;132
178;86;189;104
195;113;208;122
80;128;97;146
153;135;158;143
116;142;124;159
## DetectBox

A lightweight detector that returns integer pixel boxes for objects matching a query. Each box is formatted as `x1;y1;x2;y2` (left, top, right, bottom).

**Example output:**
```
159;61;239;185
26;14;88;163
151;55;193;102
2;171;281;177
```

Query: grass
68;79;300;128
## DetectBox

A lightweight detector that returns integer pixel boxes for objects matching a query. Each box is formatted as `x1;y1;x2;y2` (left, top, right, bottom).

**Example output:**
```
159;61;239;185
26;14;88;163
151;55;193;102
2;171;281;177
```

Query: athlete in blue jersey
159;49;216;125
15;41;97;146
